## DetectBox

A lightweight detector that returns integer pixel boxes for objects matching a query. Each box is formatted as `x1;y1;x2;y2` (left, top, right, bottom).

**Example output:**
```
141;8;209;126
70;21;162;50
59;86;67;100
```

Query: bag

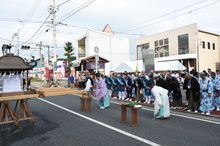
139;88;144;94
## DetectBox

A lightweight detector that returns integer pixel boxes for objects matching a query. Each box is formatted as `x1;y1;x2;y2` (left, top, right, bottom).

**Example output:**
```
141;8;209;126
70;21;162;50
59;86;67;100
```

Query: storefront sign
86;61;105;70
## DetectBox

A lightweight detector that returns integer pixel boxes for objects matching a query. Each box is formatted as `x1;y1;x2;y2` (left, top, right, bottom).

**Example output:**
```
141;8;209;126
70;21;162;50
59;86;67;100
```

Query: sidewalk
30;81;220;118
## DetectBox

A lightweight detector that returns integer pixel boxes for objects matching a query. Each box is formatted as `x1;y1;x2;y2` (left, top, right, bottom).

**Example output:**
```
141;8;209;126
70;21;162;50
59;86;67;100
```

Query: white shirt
84;79;92;91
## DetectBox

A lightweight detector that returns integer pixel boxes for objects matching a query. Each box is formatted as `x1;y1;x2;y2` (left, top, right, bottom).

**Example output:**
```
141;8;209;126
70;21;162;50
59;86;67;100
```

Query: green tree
64;42;74;87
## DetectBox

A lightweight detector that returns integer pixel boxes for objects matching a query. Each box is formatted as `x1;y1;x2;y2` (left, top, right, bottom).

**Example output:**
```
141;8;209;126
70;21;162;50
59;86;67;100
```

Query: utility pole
13;29;19;56
48;46;50;66
36;42;49;83
17;29;19;56
52;0;57;82
36;42;43;83
48;0;69;82
49;0;58;82
48;1;58;81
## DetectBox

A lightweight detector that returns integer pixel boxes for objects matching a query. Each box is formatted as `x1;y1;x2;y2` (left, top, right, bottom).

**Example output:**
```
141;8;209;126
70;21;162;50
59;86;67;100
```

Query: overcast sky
0;0;220;60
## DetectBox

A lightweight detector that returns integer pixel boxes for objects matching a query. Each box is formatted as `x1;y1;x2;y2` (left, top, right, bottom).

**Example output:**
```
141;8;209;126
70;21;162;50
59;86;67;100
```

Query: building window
78;47;86;58
159;39;163;45
137;43;150;60
164;45;169;51
143;43;150;49
155;47;159;53
155;54;158;58
164;38;169;44
202;41;205;49
178;34;189;55
160;53;163;57
208;42;210;49
213;43;215;50
137;45;143;60
78;38;86;58
165;52;169;57
154;41;158;46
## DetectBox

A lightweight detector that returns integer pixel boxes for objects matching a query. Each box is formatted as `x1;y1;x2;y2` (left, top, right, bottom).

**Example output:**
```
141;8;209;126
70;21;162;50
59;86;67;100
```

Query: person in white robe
149;79;170;118
84;76;94;97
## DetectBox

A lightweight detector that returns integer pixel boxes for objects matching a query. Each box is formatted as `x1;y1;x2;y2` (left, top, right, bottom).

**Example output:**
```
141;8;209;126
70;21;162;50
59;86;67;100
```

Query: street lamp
94;46;99;73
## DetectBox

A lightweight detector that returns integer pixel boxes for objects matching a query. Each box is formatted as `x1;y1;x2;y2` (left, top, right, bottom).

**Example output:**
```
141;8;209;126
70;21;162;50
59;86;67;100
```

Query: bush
31;77;41;82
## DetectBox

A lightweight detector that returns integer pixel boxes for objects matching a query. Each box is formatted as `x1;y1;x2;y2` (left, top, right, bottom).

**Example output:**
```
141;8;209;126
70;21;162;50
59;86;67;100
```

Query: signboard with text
85;61;105;70
143;49;154;72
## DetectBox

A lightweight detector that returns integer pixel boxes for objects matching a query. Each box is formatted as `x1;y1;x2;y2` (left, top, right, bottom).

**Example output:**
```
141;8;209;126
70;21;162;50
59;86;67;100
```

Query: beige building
136;23;220;72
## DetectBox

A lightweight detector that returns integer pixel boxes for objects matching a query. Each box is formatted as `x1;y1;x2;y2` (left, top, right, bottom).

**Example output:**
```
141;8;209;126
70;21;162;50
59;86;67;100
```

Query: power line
119;0;220;33
19;0;42;32
22;14;51;45
116;0;207;32
0;17;44;23
26;27;49;45
58;0;96;22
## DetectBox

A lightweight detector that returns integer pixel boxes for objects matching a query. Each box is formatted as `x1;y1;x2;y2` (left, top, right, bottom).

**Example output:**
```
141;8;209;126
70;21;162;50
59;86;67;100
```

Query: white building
136;23;220;72
76;25;130;75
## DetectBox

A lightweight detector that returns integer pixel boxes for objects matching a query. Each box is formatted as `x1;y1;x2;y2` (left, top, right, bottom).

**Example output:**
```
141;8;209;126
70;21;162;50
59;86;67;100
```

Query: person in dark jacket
154;74;169;90
133;76;143;103
183;73;200;113
166;76;182;109
126;74;133;101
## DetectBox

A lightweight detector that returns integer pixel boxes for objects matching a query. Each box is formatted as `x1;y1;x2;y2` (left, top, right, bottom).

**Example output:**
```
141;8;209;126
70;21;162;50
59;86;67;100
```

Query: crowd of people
72;68;220;117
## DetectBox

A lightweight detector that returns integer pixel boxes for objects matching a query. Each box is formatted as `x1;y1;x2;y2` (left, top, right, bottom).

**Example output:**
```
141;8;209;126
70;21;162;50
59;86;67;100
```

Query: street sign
94;46;99;53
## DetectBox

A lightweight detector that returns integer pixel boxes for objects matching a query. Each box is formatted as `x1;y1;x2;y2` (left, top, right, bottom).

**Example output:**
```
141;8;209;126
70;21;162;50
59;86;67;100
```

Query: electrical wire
19;0;42;32
22;14;51;45
0;17;44;23
119;0;220;33
58;0;96;22
116;0;207;32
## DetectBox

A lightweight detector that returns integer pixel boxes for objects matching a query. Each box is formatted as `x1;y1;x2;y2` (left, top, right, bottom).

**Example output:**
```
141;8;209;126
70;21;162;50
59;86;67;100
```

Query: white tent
155;60;186;71
114;60;143;73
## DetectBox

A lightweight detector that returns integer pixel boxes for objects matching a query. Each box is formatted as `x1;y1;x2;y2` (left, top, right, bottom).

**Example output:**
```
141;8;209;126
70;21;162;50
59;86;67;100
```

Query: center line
37;98;161;146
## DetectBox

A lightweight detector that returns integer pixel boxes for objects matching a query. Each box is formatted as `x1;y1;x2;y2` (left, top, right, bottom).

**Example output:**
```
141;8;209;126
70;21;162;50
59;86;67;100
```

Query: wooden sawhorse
80;93;93;112
119;104;141;127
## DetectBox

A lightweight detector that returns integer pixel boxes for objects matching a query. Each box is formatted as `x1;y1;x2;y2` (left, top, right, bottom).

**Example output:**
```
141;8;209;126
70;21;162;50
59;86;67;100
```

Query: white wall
84;30;130;75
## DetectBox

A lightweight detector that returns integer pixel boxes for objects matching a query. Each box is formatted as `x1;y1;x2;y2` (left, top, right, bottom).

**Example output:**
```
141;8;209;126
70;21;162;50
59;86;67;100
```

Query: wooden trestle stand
0;87;90;126
119;104;141;127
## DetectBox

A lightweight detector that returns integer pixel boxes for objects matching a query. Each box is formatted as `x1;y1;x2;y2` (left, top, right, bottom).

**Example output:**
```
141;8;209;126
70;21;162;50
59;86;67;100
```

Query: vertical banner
143;49;154;72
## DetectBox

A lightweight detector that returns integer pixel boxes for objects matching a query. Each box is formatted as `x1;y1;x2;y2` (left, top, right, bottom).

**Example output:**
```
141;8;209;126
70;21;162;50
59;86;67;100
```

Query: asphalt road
1;94;220;146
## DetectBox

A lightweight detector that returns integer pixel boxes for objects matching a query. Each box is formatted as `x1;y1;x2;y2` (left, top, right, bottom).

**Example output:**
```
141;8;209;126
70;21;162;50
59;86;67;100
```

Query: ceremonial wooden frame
119;104;141;127
0;87;90;126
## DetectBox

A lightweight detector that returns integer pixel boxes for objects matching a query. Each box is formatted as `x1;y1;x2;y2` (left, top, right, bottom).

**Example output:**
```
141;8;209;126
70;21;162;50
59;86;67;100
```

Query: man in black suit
183;73;200;113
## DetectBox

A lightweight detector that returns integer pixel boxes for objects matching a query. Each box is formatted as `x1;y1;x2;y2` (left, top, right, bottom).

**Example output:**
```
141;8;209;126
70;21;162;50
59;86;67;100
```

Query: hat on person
148;79;155;86
95;73;101;77
199;72;206;76
153;74;159;78
133;76;137;80
171;74;175;77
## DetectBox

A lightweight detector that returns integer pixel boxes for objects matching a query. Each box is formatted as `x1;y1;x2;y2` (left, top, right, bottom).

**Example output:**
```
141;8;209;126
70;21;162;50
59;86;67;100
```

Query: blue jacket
105;76;113;90
70;76;74;83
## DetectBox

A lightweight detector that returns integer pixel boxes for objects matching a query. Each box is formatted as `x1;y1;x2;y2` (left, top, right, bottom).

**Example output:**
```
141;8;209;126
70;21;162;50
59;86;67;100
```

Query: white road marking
38;98;161;146
110;101;220;125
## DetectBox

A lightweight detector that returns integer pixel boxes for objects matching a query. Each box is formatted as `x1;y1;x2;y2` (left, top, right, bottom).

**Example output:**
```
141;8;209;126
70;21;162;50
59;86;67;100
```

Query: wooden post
85;93;92;112
0;101;18;126
121;106;127;123
131;108;138;127
80;98;86;111
16;99;35;124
